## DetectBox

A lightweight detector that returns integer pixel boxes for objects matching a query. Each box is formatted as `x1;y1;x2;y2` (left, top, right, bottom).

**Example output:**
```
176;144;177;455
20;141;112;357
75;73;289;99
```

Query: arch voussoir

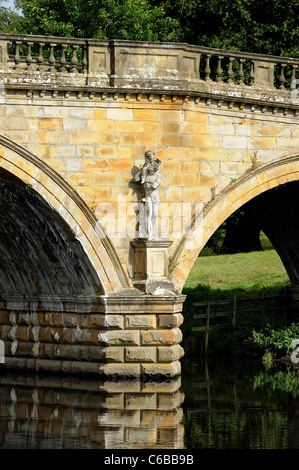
170;153;299;293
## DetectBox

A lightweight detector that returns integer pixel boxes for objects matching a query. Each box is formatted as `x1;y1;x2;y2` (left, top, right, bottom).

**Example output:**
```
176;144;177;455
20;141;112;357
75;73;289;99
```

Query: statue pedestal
131;238;174;294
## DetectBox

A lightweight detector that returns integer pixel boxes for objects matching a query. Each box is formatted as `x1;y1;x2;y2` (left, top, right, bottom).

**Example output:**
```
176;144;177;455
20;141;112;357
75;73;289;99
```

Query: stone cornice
98;292;186;314
2;84;298;119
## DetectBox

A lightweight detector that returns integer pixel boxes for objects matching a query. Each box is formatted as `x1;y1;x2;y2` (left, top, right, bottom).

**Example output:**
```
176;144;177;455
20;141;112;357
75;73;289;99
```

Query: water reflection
181;360;299;449
0;373;184;449
1;362;299;449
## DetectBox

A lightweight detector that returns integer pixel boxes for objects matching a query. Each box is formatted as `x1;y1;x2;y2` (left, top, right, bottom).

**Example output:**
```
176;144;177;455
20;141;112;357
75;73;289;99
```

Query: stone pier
0;292;185;378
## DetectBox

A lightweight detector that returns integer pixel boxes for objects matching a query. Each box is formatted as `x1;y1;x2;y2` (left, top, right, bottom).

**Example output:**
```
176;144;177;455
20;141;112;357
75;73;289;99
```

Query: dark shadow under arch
0;133;132;295
243;179;299;287
0;168;104;307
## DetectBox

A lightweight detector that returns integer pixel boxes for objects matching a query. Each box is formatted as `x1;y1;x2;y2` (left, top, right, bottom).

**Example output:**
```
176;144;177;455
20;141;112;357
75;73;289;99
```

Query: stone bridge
0;33;298;378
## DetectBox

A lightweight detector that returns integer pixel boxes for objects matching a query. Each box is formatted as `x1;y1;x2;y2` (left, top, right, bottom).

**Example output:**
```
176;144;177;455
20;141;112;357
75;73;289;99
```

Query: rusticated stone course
0;294;185;377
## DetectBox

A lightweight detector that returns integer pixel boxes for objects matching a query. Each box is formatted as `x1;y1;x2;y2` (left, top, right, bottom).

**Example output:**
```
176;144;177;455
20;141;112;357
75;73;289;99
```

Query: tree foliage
219;209;263;254
0;2;22;33
162;0;299;56
13;0;182;41
3;0;299;55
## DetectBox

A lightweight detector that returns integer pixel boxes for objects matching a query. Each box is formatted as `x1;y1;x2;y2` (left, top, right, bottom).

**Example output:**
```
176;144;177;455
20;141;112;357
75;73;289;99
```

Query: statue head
147;158;161;175
144;150;155;164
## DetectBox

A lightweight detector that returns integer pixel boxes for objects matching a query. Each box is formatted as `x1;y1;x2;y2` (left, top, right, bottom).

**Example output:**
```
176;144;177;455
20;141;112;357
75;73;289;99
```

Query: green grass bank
181;235;299;366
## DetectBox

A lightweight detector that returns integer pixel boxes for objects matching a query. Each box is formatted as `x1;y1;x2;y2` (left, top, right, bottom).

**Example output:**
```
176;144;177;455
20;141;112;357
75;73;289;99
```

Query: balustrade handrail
0;33;298;62
184;44;299;64
0;32;90;46
0;33;298;93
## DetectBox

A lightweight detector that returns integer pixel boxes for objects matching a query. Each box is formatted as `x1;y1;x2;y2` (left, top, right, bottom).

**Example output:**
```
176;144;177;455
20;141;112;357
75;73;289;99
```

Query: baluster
198;54;201;80
249;61;254;85
26;41;34;70
227;56;234;84
279;63;286;89
238;59;244;85
216;56;223;82
49;43;56;72
204;54;211;81
290;65;298;89
60;44;67;72
71;45;79;73
82;45;87;73
37;42;45;70
14;41;21;69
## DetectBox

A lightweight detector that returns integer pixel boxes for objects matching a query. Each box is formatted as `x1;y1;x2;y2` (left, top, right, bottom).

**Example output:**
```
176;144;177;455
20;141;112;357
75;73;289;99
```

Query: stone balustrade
0;33;298;95
3;34;88;73
195;46;298;89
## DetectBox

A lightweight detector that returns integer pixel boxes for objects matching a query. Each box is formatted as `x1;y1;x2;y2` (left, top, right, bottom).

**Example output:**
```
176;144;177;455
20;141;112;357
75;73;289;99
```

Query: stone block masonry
0;293;185;378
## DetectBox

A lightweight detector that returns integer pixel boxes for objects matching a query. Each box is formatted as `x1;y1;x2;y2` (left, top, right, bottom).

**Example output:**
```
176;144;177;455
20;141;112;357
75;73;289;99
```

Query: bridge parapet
0;34;298;108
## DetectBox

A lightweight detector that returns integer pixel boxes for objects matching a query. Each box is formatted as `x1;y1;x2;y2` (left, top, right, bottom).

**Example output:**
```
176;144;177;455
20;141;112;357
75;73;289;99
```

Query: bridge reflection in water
1;362;299;449
0;374;184;449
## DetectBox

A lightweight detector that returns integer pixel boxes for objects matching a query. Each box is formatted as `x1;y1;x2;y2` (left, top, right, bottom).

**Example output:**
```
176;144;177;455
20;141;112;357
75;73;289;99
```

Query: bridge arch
0;134;131;297
170;153;299;293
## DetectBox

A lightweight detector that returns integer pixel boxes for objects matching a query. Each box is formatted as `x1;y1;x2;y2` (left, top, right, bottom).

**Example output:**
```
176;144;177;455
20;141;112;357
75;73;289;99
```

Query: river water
0;359;298;450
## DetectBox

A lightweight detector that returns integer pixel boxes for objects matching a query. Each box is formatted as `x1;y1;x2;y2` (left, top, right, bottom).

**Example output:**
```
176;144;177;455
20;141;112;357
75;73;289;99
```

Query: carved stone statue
133;150;162;239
